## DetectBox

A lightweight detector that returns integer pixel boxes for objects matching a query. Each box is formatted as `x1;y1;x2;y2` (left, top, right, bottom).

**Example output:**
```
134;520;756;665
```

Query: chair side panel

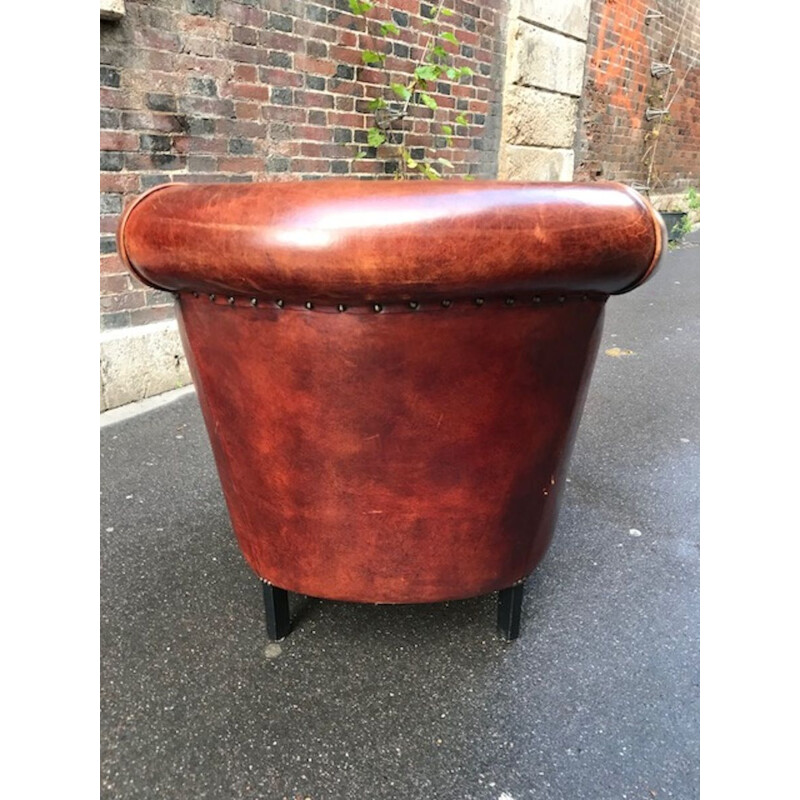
177;295;606;603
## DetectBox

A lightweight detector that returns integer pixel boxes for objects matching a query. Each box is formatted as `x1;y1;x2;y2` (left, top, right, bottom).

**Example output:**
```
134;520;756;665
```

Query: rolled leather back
118;181;664;603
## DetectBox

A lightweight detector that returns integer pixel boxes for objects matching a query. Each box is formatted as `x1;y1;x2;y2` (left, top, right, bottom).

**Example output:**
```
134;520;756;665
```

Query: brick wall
100;0;509;332
575;0;700;192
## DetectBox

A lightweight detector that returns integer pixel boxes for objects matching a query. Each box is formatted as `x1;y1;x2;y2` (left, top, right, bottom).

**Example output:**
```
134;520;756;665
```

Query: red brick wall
575;0;700;192
100;0;509;331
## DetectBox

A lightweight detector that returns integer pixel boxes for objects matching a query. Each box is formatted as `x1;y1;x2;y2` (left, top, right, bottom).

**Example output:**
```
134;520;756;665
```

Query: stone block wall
497;0;591;181
575;0;700;193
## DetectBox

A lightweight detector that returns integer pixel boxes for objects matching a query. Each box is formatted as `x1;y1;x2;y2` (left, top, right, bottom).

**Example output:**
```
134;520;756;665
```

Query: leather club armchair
118;180;664;641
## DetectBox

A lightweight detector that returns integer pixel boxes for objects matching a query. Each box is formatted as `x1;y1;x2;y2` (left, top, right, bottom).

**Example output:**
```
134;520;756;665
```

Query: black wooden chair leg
262;582;291;640
497;581;525;641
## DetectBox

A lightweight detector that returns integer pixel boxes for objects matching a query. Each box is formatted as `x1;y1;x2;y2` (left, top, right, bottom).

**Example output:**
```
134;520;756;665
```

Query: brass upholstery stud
409;300;420;310
475;298;484;306
441;299;452;308
305;301;314;310
275;299;284;308
533;296;541;303
209;293;216;302
558;295;566;303
582;294;589;301
250;298;258;307
228;296;235;305
373;303;383;313
192;291;199;298
337;304;347;312
505;297;515;306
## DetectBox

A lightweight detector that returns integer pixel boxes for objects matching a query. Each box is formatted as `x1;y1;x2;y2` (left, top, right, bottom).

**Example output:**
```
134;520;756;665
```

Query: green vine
348;0;475;179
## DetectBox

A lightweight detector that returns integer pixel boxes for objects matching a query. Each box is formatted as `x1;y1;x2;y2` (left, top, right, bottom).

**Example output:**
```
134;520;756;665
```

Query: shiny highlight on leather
118;181;663;302
119;181;662;604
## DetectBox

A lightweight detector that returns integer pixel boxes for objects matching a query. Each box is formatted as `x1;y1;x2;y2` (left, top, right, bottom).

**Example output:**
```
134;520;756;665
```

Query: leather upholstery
118;181;663;301
118;181;664;604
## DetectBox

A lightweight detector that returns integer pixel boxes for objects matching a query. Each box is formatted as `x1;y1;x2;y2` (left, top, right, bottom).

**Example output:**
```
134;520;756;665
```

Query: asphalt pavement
101;232;700;800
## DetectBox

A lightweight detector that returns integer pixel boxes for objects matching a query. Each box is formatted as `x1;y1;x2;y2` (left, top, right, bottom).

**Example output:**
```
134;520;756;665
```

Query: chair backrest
118;181;664;603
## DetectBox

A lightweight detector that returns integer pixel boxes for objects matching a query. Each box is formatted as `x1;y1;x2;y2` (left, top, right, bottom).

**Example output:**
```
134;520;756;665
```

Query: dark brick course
100;151;124;172
145;93;177;112
269;13;293;32
229;137;255;154
140;134;172;152
100;66;120;87
100;194;124;215
186;0;215;17
188;77;218;97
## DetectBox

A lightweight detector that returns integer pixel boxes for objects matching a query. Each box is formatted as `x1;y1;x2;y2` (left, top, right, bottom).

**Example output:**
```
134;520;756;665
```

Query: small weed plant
349;0;477;179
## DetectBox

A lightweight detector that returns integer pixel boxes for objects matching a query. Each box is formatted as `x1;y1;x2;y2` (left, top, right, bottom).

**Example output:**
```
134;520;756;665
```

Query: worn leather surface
119;180;663;603
119;181;663;301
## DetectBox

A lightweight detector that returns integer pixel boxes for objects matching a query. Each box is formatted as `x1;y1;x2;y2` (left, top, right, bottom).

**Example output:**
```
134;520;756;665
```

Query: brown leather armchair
118;180;664;641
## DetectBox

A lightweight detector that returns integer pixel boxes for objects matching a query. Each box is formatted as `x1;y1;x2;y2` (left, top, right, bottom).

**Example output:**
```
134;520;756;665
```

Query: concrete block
498;144;574;181
100;320;192;412
508;21;587;96
100;0;126;21
517;0;591;40
503;85;578;148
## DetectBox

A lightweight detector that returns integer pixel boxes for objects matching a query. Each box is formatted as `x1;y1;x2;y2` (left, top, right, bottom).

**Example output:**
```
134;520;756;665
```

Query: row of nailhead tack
177;291;602;313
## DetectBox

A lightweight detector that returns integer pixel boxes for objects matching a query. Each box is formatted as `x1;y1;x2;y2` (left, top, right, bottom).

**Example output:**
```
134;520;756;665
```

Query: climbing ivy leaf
441;32;459;46
391;83;412;101
401;150;418;169
367;127;386;147
414;64;439;82
380;22;400;36
348;0;373;14
419;92;438;110
361;50;385;65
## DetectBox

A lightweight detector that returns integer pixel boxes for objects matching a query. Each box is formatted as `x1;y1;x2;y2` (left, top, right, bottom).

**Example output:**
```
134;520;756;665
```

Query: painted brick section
100;0;510;332
575;0;700;192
